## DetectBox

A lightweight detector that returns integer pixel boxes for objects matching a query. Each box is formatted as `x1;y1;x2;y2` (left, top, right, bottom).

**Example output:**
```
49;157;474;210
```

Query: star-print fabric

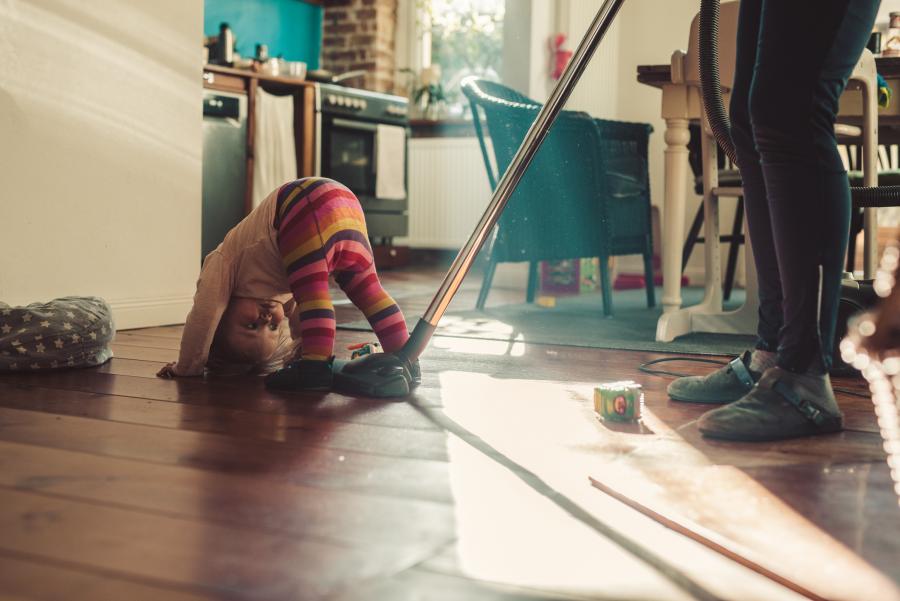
0;296;114;371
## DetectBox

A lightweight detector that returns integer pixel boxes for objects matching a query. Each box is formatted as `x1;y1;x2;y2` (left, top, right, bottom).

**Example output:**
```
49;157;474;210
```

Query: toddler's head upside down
207;297;294;374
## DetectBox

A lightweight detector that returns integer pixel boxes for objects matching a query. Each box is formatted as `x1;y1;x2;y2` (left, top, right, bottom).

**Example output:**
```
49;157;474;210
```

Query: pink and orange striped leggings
275;178;409;361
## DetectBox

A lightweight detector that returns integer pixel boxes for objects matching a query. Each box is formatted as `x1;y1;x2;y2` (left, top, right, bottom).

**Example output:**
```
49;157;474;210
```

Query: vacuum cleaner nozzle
333;353;419;398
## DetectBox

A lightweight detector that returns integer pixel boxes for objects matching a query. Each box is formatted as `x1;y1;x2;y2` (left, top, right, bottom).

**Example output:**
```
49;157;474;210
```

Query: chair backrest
461;77;540;191
461;77;653;262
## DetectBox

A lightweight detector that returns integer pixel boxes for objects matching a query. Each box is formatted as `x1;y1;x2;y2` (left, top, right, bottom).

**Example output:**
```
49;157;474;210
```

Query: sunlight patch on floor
431;335;526;357
436;369;895;601
442;434;695;600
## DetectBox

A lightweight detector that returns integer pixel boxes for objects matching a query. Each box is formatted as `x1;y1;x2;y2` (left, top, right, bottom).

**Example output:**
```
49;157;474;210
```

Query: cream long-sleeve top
173;190;294;376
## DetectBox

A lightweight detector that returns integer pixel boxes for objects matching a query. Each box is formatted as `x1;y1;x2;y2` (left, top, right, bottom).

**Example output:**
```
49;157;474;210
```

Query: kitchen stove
315;83;410;241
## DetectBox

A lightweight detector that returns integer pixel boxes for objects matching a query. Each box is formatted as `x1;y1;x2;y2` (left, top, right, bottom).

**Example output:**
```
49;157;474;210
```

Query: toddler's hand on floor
156;362;179;379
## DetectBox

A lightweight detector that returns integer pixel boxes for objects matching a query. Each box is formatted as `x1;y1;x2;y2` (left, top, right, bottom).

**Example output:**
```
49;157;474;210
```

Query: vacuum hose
698;0;737;165
697;0;900;208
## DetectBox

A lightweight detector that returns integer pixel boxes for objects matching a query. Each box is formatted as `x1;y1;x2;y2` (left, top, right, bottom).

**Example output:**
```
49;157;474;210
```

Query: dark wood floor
1;267;898;601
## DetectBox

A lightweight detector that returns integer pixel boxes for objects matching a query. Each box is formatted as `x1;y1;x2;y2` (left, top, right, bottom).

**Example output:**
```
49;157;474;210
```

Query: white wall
557;0;621;119
0;0;202;329
501;0;557;102
876;2;900;32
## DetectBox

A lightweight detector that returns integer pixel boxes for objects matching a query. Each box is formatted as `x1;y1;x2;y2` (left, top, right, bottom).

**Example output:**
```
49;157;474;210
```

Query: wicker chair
461;77;655;316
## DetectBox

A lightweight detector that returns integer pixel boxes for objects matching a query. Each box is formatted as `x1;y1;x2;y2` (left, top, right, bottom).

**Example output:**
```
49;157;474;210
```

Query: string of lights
840;244;900;505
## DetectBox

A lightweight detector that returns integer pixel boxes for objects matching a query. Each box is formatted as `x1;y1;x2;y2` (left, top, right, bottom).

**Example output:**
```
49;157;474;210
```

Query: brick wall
322;0;398;93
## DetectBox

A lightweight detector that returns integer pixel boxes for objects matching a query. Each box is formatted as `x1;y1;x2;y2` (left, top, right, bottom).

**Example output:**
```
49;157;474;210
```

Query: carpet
339;287;755;356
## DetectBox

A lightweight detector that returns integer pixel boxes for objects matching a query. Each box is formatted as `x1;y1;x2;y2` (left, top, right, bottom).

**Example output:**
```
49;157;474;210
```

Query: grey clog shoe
667;351;760;404
697;367;843;442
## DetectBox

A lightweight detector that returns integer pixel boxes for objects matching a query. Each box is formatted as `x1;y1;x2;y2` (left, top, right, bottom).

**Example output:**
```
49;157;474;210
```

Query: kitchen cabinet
202;90;248;259
202;64;317;217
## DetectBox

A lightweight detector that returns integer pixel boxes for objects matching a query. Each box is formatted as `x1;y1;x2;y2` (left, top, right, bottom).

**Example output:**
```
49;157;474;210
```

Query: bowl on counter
285;61;307;80
256;59;306;80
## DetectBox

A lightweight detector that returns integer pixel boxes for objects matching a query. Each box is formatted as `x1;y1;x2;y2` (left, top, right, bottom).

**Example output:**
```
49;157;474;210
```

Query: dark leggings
730;0;879;371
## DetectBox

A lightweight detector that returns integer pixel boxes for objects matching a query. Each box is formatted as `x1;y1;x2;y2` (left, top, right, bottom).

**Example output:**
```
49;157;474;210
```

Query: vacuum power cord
639;356;870;398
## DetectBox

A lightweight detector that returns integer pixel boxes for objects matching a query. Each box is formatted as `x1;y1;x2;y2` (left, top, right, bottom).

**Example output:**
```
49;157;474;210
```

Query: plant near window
415;0;504;112
406;64;448;119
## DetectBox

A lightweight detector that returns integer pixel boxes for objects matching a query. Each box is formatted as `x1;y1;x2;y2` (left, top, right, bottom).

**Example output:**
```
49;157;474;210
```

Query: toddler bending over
158;177;411;389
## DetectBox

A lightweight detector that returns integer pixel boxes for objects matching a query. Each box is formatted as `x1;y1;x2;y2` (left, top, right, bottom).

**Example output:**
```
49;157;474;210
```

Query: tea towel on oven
0;296;114;371
253;88;298;208
375;123;407;200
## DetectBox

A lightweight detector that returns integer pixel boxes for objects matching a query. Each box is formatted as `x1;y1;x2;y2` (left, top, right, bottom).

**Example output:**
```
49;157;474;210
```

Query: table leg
661;118;690;314
656;115;759;342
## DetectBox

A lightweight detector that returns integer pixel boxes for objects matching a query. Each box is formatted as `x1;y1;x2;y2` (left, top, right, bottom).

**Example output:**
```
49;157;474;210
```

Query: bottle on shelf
217;23;234;66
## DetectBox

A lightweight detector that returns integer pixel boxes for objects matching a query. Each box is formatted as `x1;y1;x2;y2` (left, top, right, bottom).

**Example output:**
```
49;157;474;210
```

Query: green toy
594;381;643;422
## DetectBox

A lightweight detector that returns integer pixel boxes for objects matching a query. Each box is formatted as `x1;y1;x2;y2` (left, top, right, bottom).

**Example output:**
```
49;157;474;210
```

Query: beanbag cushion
0;296;114;371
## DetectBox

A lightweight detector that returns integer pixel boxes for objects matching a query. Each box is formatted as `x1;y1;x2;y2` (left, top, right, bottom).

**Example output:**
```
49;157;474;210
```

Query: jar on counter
885;12;900;57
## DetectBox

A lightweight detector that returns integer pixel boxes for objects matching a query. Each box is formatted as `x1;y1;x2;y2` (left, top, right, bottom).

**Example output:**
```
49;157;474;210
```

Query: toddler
157;177;411;389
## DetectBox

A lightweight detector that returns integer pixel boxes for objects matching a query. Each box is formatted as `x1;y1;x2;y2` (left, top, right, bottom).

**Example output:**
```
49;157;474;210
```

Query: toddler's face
218;297;286;363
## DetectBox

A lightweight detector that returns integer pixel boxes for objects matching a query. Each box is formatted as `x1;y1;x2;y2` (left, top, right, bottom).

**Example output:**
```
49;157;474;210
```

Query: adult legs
697;0;880;440
665;0;777;405
729;0;781;354
749;0;879;372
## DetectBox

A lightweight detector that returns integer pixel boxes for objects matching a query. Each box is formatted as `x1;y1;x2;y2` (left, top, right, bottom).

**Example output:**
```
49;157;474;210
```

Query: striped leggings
275;178;409;361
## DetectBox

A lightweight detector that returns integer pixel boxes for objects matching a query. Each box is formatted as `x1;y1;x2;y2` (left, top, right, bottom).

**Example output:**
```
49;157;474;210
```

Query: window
414;0;505;116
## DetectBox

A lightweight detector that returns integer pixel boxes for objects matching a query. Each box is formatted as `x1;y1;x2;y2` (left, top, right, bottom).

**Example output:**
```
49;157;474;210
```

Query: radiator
401;137;493;249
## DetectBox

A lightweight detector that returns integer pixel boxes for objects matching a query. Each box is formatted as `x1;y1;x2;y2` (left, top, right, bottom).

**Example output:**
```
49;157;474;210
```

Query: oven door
321;117;377;200
320;116;408;237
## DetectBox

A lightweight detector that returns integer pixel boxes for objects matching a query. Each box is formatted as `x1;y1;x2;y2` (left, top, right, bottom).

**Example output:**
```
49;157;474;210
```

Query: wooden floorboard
330;567;608;601
2;267;897;600
111;333;182;349
0;552;219;601
0;440;454;548
0;383;449;459
0;407;454;504
0;486;445;600
107;343;184;363
1;370;443;431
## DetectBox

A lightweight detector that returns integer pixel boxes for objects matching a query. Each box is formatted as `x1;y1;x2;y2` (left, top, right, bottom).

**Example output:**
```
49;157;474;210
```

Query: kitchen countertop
204;63;314;94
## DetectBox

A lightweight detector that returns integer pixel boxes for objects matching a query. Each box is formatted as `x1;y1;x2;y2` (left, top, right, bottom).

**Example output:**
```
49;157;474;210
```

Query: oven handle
332;118;378;132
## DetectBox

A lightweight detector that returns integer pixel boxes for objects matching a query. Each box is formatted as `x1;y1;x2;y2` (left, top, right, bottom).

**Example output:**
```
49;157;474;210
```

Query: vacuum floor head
333;353;418;398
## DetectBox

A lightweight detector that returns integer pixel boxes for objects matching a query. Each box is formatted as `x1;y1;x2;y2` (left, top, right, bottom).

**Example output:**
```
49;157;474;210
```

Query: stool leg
724;197;744;302
846;207;863;272
682;203;705;273
643;238;656;308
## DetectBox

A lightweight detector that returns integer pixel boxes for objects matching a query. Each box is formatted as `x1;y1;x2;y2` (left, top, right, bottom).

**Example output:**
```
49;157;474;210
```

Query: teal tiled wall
205;0;322;68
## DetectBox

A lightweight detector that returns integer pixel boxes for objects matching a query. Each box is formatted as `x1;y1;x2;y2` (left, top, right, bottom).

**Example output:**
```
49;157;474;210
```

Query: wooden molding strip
588;476;830;601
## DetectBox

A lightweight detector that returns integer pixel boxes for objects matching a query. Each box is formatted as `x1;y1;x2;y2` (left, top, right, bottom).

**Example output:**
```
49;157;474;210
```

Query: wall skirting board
109;295;193;331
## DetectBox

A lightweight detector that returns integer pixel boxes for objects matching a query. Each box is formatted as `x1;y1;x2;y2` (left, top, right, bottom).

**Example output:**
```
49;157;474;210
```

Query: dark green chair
461;77;655;316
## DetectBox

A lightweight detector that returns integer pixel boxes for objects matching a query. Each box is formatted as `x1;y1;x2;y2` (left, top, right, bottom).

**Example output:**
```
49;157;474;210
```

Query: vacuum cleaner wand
399;0;627;363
